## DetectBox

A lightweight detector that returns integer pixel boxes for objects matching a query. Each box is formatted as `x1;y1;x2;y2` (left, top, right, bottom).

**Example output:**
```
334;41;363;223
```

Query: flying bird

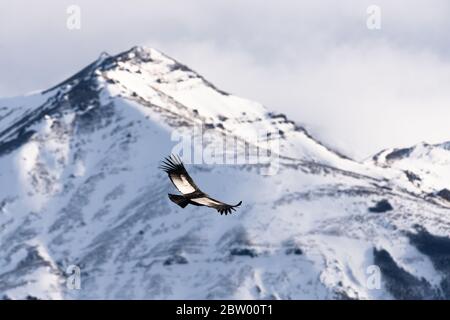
160;155;242;215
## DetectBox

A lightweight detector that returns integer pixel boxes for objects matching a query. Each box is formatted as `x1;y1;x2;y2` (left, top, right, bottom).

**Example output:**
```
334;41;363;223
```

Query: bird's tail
168;194;190;208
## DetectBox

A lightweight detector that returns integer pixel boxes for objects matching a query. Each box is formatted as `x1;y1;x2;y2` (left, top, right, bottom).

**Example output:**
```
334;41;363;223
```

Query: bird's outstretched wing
190;197;242;215
159;155;200;195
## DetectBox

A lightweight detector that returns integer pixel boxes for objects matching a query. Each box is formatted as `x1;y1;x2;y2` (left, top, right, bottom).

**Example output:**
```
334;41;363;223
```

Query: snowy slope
0;46;449;300
371;142;450;203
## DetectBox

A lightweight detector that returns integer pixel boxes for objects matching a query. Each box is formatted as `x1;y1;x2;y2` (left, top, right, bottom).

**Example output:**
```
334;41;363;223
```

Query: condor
160;155;242;215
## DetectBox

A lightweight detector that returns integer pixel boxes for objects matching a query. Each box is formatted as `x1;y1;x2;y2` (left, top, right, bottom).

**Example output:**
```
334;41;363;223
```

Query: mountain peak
370;139;450;194
116;45;172;64
98;51;111;61
373;140;450;165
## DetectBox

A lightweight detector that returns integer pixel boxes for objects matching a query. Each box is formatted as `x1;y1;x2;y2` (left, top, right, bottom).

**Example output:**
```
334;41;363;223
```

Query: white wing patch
170;173;196;194
191;197;222;206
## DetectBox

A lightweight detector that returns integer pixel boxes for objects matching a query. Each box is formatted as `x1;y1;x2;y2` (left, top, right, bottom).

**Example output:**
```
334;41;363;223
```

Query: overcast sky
1;0;449;159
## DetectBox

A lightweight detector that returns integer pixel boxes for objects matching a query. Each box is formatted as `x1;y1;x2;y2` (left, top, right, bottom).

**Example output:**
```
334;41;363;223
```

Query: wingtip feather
160;154;185;173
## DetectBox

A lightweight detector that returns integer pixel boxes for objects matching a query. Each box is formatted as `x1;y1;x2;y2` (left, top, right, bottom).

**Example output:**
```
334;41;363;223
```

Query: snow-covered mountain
0;46;449;300
372;142;450;200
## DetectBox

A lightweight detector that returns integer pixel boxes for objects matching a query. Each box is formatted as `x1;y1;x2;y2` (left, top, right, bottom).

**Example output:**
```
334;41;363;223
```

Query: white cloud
1;0;450;158
152;39;450;159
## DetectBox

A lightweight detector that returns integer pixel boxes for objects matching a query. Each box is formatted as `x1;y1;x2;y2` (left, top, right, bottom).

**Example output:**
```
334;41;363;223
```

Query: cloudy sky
1;0;449;159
